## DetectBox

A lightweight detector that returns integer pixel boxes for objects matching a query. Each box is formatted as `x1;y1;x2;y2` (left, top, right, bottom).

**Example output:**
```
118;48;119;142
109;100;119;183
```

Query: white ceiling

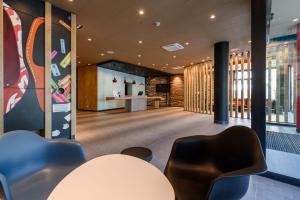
48;0;251;74
270;0;300;38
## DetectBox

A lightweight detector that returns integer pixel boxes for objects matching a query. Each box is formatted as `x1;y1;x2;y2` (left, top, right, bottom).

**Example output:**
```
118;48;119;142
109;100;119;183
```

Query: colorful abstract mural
51;6;72;138
3;0;45;132
3;0;73;138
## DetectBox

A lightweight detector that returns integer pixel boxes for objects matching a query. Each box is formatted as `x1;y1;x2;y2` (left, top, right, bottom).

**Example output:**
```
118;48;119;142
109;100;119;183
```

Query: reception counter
106;96;163;112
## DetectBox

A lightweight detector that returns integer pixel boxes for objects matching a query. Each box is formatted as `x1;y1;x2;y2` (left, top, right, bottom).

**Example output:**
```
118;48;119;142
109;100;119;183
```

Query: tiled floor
77;107;300;199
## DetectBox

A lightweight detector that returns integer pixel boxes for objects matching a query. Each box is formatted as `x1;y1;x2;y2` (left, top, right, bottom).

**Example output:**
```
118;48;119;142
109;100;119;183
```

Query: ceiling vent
162;43;184;52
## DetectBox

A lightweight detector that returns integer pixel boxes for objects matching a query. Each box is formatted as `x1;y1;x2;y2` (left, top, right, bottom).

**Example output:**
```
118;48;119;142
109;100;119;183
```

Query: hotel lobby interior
1;0;300;199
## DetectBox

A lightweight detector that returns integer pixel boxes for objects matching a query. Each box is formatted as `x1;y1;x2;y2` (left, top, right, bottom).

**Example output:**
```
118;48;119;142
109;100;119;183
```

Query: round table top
48;154;175;200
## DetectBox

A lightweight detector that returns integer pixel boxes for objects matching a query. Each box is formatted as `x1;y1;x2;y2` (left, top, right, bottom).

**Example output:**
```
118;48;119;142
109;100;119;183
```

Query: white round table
48;154;175;200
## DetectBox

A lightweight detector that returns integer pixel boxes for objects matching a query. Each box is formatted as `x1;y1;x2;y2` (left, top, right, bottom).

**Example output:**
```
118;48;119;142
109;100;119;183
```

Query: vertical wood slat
205;63;209;113
235;54;239;118
202;63;205;113
183;68;185;110
247;51;251;119
0;0;3;135
267;50;272;122
284;45;289;123
241;52;245;118
196;65;199;112
210;63;213;114
275;47;281;122
199;64;202;113
294;44;297;124
229;55;233;117
71;14;77;139
192;66;196;112
45;2;52;139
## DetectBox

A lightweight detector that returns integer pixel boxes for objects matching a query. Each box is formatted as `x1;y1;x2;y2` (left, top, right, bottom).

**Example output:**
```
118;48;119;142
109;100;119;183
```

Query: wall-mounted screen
156;84;170;93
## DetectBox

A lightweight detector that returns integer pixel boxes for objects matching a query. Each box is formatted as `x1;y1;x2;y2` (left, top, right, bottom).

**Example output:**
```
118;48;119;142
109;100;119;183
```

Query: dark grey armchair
0;130;87;200
165;126;267;200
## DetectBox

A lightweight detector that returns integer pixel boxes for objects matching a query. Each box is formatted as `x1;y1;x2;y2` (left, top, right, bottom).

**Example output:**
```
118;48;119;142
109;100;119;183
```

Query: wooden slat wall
229;50;251;120
184;62;214;114
0;0;3;135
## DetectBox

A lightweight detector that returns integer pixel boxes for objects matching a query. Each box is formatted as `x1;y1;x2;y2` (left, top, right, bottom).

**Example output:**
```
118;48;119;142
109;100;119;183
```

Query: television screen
156;84;170;93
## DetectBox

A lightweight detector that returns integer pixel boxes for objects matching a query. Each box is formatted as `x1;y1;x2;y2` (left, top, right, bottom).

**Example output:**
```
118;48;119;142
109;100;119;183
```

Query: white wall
97;67;145;110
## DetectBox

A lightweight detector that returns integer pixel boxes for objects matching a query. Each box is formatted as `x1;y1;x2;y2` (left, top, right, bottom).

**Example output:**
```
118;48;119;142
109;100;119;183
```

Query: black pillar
214;41;229;124
251;0;267;155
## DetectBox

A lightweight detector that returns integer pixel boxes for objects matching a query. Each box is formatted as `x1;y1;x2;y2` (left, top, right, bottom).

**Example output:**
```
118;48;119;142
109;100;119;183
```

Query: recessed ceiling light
165;64;169;66
106;50;115;54
88;63;91;66
78;61;81;64
185;42;190;46
248;40;252;44
68;0;74;2
173;55;176;59
138;62;141;65
138;54;142;58
139;9;145;15
210;14;216;19
100;53;105;56
88;38;92;42
152;64;155;66
293;18;299;22
138;40;143;44
207;57;210;59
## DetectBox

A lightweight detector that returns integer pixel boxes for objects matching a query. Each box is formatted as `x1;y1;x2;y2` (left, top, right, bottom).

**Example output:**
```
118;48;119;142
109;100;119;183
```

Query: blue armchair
0;130;87;200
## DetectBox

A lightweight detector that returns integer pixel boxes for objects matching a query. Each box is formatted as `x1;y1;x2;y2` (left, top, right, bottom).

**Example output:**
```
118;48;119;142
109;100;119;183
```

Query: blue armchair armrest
0;173;12;200
47;139;87;165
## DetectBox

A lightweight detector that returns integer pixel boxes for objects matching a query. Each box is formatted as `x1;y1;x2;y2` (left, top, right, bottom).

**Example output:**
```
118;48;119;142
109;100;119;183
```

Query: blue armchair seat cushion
10;163;81;200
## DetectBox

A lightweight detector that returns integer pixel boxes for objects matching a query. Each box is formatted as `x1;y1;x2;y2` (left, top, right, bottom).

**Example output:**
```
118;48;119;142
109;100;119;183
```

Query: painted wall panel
3;0;45;131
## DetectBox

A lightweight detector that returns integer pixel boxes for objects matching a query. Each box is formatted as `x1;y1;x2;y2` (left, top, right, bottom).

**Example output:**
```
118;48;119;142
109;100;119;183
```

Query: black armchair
164;126;267;200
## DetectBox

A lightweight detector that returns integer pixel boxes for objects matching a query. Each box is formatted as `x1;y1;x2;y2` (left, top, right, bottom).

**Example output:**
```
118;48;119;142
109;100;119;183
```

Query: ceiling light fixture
139;9;145;15
248;40;252;44
106;50;115;54
210;14;216;19
293;18;299;22
185;42;190;46
68;0;74;2
138;40;143;44
138;54;142;58
100;53;105;56
165;64;169;66
88;38;92;42
76;24;83;29
138;62;141;65
88;63;91;66
207;57;210;59
173;55;176;59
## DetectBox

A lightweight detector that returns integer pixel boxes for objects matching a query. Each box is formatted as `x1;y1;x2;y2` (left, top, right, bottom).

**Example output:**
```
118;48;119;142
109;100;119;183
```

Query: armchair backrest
0;131;49;184
212;126;266;173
